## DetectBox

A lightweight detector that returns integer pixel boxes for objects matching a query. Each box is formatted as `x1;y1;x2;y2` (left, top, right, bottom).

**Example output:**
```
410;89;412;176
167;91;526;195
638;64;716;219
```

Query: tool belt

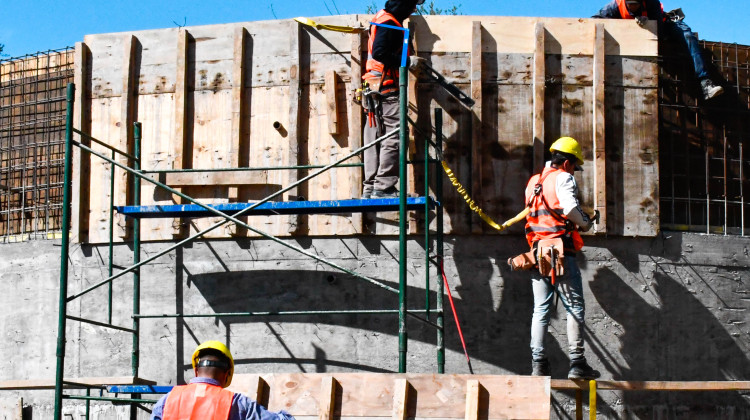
508;237;565;277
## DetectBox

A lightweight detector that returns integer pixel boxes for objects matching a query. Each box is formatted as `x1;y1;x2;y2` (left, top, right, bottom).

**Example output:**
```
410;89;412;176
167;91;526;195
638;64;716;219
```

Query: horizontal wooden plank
551;380;750;391
0;376;155;390
145;170;270;187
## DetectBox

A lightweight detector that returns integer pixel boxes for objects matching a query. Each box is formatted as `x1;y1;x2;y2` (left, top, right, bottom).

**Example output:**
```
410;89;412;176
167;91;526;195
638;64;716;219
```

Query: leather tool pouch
536;238;565;277
507;251;536;271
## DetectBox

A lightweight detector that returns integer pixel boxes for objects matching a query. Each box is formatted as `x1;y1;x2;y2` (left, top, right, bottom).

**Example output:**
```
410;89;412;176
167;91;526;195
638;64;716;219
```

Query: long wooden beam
532;22;546;174
72;42;91;243
593;23;607;233
470;21;484;234
348;30;365;233
144;170;271;187
118;35;138;239
172;29;189;237
552;380;750;391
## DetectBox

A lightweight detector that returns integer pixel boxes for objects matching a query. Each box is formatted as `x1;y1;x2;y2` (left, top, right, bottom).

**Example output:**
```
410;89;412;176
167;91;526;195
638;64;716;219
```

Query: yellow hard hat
549;136;585;166
192;340;234;387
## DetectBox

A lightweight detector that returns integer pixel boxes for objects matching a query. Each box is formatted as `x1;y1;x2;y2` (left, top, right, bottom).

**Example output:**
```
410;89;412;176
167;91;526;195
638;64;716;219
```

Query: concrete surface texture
0;232;748;419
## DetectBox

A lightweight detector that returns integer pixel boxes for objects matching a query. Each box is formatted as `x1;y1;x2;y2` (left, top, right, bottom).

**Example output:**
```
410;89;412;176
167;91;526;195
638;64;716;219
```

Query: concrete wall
1;232;749;419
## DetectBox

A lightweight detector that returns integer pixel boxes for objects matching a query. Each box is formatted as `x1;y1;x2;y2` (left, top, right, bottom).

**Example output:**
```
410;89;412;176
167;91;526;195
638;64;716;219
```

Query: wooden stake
533;21;546;174
392;378;409;420
470;21;484;234
593;23;607;233
319;376;337;420
464;380;480;420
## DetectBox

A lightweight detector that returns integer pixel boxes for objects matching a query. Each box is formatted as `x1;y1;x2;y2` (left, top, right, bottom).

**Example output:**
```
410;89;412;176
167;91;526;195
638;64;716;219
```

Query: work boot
361;187;373;199
568;357;601;380
701;78;724;100
372;186;399;199
531;359;550;376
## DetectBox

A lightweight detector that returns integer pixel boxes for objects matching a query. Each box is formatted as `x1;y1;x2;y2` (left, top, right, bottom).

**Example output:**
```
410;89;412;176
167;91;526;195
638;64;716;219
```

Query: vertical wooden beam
407;21;419;234
172;29;189;237
117;35;137;239
392;378;409;420
532;22;546;174
318;376;337;420
464;380;480;420
249;376;267;403
593;23;608;233
287;21;302;234
72;41;90;243
349;30;364;232
325;70;339;135
228;26;248;236
470;21;484;234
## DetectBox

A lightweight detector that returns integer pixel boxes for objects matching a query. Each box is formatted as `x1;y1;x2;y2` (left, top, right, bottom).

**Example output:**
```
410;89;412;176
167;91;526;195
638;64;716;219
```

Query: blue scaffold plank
107;385;174;394
115;197;439;219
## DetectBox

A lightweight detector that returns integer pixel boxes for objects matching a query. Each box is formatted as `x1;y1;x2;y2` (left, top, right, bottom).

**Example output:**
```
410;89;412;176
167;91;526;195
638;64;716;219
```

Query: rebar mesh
0;47;74;242
659;40;750;235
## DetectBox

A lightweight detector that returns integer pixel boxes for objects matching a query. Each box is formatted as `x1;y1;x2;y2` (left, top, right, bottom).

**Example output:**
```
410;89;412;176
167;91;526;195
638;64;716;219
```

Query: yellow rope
293;17;364;33
441;161;530;232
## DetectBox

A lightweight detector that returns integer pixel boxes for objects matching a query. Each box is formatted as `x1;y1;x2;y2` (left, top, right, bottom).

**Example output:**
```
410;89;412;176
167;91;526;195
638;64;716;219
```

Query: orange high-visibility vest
524;167;583;251
363;10;403;94
163;382;234;420
615;0;665;20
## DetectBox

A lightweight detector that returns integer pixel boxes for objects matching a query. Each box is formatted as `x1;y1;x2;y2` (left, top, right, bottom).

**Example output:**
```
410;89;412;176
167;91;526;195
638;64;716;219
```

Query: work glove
408;56;427;76
635;16;648;27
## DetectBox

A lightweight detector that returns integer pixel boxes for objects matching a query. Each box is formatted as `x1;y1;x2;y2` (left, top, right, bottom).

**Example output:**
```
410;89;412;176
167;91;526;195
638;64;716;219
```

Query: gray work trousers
530;255;585;362
363;94;400;192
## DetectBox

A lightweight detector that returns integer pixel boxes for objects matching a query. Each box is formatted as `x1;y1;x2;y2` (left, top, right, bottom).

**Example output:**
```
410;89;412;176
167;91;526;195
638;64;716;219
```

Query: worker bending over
594;0;723;100
524;137;600;380
150;341;294;420
361;0;426;199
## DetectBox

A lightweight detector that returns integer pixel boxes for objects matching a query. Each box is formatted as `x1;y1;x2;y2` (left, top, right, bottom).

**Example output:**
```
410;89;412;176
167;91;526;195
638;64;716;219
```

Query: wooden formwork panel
74;15;659;242
229;373;550;420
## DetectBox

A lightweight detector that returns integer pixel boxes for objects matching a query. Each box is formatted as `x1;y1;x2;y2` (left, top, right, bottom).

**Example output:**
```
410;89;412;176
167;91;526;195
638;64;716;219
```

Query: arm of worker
149;394;168;420
555;172;594;232
592;1;620;18
232;393;296;420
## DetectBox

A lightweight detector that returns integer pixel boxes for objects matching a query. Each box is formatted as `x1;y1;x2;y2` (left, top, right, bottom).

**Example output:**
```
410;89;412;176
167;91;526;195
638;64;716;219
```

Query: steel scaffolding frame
54;70;447;418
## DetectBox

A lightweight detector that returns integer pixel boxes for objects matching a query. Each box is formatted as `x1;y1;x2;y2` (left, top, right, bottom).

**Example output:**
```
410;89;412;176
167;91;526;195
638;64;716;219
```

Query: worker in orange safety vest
524;137;600;380
594;0;723;100
361;0;426;199
150;341;294;420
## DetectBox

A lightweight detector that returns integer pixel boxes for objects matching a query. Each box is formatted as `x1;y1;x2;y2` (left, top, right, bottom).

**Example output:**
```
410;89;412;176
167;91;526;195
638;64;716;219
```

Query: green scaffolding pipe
398;66;408;373
133;309;442;329
108;149;115;324
436;108;445;374
66;315;136;334
66;127;402;302
72;128;139;162
132;122;141;378
53;82;75;420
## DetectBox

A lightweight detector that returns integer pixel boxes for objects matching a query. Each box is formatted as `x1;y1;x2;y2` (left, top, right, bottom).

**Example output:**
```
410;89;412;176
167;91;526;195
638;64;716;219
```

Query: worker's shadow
590;264;750;413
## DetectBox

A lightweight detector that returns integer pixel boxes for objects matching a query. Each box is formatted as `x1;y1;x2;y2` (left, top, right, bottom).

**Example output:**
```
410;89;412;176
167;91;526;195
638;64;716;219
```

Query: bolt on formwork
0;47;74;242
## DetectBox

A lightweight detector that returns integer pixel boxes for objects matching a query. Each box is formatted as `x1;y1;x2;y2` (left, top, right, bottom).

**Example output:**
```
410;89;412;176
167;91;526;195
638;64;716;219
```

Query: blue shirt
150;377;295;420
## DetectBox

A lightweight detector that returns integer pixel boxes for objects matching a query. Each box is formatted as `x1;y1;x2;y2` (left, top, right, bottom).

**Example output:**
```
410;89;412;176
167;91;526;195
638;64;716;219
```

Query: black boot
568;357;600;380
531;359;550;376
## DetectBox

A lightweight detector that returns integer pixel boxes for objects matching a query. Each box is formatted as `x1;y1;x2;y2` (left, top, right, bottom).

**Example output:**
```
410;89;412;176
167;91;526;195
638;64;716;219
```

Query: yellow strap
441;161;530;232
293;17;363;33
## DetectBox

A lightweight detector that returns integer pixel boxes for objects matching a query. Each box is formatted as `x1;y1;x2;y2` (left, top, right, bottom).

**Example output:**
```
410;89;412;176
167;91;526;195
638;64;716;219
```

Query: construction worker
361;0;426;199
524;137;600;380
150;341;294;420
593;0;723;100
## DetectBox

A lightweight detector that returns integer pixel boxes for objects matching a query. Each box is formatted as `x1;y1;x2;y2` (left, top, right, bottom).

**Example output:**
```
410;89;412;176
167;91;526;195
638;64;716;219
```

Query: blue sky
2;0;748;58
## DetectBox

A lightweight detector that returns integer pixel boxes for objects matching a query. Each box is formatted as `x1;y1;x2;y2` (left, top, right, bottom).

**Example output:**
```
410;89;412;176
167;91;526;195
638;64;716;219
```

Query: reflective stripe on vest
524;167;569;245
364;10;402;93
163;382;234;420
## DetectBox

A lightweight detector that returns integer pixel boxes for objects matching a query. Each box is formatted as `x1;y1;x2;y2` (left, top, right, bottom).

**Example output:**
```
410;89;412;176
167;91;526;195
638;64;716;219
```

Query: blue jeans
663;20;707;80
530;255;585;362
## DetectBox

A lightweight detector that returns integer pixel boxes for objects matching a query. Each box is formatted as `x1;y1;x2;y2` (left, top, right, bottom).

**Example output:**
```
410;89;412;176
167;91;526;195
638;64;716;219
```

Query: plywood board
77;15;660;242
